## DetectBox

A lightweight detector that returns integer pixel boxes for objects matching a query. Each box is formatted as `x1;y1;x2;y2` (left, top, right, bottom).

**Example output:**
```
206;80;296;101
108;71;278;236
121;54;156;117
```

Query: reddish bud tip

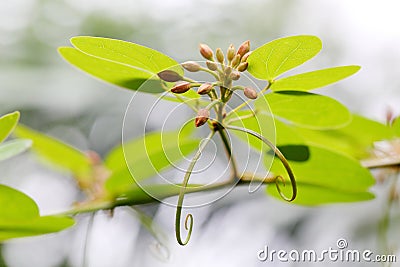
199;43;214;60
197;83;213;95
157;70;182;82
195;109;210;127
244;87;258;99
237;40;250;57
206;60;218;71
171;81;191;94
237;62;248;72
182;61;201;72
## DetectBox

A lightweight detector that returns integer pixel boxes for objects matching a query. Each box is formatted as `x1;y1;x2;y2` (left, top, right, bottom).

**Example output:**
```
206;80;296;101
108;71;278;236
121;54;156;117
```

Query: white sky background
2;0;400;120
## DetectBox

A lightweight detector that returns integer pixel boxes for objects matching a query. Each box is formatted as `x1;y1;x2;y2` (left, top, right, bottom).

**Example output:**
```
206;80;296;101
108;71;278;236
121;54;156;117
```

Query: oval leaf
265;145;375;205
247;35;322;81
0;185;75;241
0;184;38;221
70;36;183;75
267;183;374;205
59;47;165;93
271;66;361;91
229;111;304;151
0;111;20;143
0;216;75;241
294;114;396;159
257;91;351;129
0;139;32;162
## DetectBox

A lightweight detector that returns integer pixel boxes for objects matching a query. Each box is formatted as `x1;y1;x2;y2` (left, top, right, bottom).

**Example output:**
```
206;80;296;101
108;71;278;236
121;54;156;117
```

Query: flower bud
195;108;210;127
237;40;250;57
171;81;191;94
237;62;248;72
206;60;218;71
244;87;258;99
216;48;224;63
229;70;240;80
241;51;251;63
197;83;213;95
227;44;235;61
231;54;241;68
224;66;232;76
182;61;201;72
199;43;214;60
157;70;182;82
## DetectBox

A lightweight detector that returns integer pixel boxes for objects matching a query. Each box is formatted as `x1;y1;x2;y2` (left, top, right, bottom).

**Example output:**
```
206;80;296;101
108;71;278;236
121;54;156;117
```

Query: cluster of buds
159;40;258;128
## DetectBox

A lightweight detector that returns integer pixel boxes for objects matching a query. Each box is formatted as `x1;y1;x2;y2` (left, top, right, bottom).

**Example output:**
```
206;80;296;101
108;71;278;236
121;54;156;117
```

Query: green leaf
270;145;310;162
247;35;322;81
271;66;361;91
70;36;182;76
13;125;92;178
267;183;374;205
265;145;375;205
229;111;304;151
257;91;351;129
0;185;74;241
105;128;199;195
0;216;75;241
295;115;396;159
59;37;183;94
0;112;20;143
59;47;165;93
0;139;32;162
0;184;38;221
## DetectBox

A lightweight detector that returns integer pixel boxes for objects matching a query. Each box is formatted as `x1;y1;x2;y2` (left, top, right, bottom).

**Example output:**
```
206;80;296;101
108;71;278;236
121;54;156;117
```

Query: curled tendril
175;131;215;246
225;125;297;201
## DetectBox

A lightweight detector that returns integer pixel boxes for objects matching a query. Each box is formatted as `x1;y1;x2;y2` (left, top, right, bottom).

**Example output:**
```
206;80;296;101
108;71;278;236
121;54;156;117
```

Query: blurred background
1;0;400;266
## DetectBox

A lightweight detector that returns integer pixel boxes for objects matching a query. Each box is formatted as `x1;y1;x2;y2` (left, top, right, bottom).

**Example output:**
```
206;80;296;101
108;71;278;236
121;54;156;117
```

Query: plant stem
57;173;277;217
216;127;239;182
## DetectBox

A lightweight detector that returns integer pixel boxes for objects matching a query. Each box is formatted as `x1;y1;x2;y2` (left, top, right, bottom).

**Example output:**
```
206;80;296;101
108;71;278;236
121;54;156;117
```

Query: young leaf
70;36;183;76
265;145;375;205
59;37;183;94
247;35;322;81
267;183;374;205
59;47;165;93
0;111;20;143
0;216;75;241
294;115;396;159
0;184;74;241
229;111;305;151
271;66;361;91
13;125;92;178
104;129;199;195
0;184;38;221
256;91;351;129
0;139;32;162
